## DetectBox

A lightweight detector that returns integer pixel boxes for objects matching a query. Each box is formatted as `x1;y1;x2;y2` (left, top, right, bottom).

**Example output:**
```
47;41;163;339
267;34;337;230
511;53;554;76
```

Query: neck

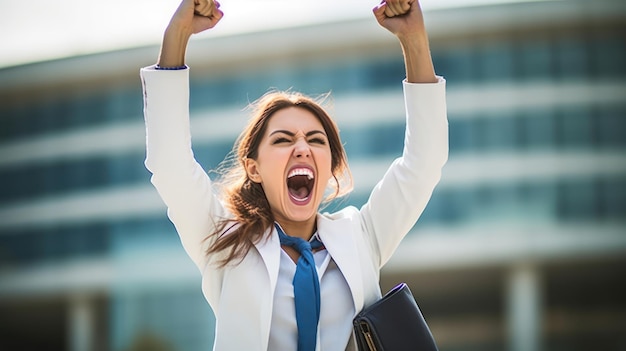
275;216;317;240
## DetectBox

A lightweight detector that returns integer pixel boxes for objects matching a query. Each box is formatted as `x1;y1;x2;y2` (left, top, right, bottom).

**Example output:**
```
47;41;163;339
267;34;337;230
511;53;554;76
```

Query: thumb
372;2;387;23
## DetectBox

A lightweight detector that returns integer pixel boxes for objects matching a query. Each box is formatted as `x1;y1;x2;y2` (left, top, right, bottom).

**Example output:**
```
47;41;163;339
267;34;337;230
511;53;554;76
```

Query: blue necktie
275;223;324;351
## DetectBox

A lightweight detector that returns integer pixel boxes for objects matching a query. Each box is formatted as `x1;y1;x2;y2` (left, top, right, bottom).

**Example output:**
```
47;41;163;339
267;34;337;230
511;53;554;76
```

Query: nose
293;137;311;158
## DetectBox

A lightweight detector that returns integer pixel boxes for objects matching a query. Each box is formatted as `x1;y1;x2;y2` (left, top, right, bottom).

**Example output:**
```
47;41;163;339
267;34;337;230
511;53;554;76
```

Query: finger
212;8;224;21
204;7;223;22
194;0;212;10
194;0;215;17
195;8;213;18
191;8;224;33
196;2;213;14
384;7;398;17
372;3;387;20
387;0;412;17
403;0;417;14
401;1;412;14
385;0;403;16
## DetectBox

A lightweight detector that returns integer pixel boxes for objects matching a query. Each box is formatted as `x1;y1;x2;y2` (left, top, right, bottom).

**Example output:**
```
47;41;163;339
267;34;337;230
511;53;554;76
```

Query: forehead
265;106;325;134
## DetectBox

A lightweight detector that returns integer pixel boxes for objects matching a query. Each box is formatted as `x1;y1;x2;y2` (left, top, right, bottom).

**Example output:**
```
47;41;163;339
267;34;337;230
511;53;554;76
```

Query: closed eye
309;137;327;145
271;137;291;145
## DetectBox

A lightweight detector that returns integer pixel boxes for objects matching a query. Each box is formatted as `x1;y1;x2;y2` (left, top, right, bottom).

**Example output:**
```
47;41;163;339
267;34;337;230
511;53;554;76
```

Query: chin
285;208;317;223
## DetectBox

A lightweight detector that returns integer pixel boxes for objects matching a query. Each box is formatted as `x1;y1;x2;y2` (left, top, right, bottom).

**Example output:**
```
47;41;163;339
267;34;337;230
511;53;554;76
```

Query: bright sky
0;0;546;69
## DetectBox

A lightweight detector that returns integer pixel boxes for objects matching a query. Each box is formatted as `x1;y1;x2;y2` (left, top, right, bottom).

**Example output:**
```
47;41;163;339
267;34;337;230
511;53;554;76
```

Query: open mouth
287;167;315;203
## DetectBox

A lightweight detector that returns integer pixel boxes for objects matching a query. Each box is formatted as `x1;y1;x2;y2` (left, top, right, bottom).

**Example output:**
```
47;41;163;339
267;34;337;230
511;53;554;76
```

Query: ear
244;158;262;183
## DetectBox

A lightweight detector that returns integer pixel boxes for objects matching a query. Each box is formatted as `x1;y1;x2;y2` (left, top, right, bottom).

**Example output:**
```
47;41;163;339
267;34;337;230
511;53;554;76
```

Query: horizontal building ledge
1;80;623;167
0;150;624;229
1;222;624;298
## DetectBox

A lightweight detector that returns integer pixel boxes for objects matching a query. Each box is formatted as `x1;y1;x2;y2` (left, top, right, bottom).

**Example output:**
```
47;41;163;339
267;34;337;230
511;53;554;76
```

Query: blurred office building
1;0;625;350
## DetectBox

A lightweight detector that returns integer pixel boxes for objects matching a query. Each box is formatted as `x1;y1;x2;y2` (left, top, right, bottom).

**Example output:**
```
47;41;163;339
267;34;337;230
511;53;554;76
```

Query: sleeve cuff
402;75;446;86
154;64;189;71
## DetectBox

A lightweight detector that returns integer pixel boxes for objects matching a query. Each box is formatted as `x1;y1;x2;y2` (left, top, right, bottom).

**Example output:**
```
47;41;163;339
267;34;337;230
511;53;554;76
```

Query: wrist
157;27;192;68
400;35;437;83
398;29;429;50
164;20;193;41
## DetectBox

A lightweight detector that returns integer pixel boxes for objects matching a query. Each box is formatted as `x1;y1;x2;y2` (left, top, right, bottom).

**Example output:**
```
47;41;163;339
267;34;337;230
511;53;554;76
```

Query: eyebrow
269;130;327;137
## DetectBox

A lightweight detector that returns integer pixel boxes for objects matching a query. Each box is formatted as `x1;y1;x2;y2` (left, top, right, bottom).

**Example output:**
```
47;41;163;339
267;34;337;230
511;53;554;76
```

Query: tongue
290;186;310;200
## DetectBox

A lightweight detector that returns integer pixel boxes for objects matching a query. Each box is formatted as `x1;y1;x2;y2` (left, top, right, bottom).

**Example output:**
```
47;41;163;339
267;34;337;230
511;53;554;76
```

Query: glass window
190;76;242;111
0;166;21;203
522;108;557;150
517;181;558;222
10;101;34;140
478;41;515;82
481;112;518;150
371;123;404;156
0;105;12;140
110;216;177;255
61;157;108;191
366;59;405;89
472;116;490;151
301;65;334;94
435;45;476;84
600;176;626;220
471;184;498;220
555;37;589;80
340;62;369;92
321;191;365;217
516;38;553;80
0;141;237;204
341;128;368;159
418;188;461;224
556;105;594;149
108;87;143;122
341;122;404;160
448;117;477;154
194;141;233;171
34;96;60;135
557;178;598;220
108;152;147;184
54;99;73;131
71;92;108;127
263;65;299;94
592;35;626;79
0;222;110;265
596;103;626;149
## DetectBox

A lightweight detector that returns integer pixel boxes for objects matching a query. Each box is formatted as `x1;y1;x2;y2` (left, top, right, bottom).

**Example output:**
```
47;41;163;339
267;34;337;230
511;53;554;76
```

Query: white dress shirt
269;233;355;350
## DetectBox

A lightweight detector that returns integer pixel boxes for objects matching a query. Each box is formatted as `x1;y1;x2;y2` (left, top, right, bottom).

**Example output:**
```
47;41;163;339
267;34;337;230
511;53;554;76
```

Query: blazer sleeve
141;65;229;272
359;77;448;268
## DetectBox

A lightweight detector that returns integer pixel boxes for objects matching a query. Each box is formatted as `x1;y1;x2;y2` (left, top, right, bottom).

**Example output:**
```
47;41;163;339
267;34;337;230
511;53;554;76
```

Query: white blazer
141;65;448;351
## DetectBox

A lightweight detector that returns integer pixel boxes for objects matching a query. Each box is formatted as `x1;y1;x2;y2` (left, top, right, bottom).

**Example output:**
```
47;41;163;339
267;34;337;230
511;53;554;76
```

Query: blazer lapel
254;226;281;302
317;215;365;314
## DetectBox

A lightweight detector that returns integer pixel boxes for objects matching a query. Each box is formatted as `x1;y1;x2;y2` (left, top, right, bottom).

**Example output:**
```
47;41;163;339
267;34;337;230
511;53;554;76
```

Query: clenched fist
383;0;414;17
193;0;218;18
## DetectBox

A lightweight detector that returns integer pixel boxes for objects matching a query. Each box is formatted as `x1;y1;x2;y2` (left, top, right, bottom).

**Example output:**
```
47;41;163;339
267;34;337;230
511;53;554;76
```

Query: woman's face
245;106;333;226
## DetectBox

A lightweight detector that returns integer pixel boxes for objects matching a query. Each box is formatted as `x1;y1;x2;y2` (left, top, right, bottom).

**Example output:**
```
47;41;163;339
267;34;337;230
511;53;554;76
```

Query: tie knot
294;239;312;254
275;224;323;254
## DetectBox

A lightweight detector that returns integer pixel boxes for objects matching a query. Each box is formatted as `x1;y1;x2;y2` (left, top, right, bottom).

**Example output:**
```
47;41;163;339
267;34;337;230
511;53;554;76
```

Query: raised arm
373;0;437;83
141;0;225;271
158;0;224;67
360;0;447;267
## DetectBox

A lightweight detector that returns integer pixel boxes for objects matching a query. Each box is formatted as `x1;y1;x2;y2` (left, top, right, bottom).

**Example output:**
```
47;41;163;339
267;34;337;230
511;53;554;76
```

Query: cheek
256;148;288;176
317;150;334;183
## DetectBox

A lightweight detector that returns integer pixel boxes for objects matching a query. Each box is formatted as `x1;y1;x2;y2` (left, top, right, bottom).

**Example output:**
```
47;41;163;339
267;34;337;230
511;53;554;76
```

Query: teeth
288;168;314;180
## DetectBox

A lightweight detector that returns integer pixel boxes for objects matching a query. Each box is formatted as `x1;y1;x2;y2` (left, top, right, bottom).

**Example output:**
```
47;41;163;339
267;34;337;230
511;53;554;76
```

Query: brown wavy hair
206;90;353;266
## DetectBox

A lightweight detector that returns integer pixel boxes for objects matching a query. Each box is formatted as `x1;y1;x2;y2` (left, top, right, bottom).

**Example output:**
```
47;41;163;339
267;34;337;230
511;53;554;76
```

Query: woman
140;0;447;350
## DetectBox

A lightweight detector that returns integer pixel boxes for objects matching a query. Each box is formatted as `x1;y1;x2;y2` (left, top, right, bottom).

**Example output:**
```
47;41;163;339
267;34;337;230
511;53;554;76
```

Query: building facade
1;0;625;350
